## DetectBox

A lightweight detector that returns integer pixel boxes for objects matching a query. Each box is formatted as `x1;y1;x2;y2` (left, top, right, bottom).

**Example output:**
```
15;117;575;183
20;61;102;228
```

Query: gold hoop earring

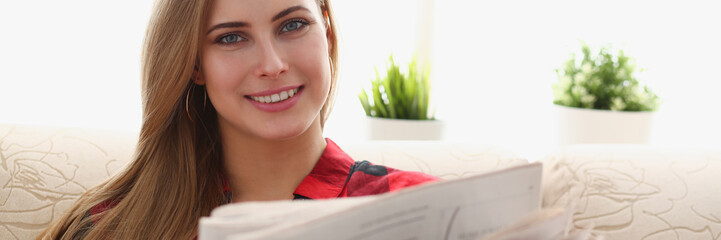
186;84;195;122
203;88;207;110
186;84;208;123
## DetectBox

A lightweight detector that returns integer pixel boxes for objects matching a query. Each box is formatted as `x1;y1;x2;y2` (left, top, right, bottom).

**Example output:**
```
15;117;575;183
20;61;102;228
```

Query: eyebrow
272;6;309;22
206;22;248;35
206;5;311;35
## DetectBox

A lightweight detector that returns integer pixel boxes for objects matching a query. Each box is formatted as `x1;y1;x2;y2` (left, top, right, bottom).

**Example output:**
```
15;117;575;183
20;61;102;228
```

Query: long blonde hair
38;0;339;238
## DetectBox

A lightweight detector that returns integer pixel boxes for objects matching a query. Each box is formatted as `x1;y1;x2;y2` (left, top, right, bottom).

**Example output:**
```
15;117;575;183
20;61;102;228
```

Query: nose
254;38;288;80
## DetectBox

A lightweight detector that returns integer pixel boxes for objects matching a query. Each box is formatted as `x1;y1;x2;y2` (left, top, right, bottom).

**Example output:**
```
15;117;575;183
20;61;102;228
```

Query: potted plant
552;43;661;145
358;55;442;140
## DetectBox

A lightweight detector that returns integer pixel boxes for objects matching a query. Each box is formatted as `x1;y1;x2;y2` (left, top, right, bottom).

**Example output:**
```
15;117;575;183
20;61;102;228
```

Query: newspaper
481;208;596;240
199;162;545;240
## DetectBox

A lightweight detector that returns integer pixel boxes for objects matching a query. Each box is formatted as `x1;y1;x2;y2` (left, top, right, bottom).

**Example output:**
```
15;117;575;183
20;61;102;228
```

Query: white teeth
250;87;299;103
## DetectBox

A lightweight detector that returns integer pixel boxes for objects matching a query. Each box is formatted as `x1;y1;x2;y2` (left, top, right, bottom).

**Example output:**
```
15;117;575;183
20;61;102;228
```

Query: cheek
289;35;331;92
202;51;251;94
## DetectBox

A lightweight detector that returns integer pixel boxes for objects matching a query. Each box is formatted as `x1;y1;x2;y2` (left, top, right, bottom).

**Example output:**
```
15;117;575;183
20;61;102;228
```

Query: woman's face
199;0;331;140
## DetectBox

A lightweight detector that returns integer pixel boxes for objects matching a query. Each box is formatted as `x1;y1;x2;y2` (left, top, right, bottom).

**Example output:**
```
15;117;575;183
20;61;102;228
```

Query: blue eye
217;34;244;44
281;20;307;32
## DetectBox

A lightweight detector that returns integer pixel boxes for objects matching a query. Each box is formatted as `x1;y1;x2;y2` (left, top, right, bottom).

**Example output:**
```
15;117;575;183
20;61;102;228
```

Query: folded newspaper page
199;162;542;240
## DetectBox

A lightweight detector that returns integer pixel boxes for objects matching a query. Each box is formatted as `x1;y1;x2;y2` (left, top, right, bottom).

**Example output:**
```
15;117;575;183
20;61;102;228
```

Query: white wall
0;0;152;130
1;0;719;159
431;0;721;158
327;0;721;160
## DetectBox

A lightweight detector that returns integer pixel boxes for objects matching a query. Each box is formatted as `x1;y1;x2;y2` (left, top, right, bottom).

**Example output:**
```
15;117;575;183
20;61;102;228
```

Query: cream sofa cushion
0;124;523;239
0;125;137;239
541;145;721;240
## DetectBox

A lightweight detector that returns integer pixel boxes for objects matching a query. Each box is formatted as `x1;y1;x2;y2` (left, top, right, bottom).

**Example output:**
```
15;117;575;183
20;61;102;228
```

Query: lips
244;86;304;113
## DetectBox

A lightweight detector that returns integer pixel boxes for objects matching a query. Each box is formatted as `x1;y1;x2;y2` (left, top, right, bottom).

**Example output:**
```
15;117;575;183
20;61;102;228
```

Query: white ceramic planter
554;105;655;145
365;117;444;140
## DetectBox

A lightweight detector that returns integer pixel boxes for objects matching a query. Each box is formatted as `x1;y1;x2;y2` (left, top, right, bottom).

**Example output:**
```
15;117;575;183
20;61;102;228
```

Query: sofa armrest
541;145;721;240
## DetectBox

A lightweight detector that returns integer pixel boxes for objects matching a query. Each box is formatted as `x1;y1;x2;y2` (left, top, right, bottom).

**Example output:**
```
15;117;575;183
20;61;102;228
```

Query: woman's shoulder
343;160;439;197
81;198;120;226
61;198;119;239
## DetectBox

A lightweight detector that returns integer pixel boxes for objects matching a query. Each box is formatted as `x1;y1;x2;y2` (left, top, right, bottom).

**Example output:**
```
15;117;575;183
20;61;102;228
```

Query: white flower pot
365;117;444;140
554;105;655;145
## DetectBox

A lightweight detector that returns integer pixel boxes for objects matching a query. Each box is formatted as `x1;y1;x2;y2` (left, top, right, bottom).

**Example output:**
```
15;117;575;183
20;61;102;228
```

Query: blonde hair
37;0;339;238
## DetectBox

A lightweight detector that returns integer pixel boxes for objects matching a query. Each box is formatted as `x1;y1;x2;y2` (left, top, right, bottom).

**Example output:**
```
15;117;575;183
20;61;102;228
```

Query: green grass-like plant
553;43;660;111
358;55;433;120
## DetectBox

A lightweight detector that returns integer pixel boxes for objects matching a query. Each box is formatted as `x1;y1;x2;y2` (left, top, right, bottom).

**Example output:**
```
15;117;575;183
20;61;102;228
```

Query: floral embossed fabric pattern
0;125;136;239
541;145;721;240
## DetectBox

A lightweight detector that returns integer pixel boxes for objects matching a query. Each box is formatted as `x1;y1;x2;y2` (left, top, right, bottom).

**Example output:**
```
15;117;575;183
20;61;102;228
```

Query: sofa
1;124;719;240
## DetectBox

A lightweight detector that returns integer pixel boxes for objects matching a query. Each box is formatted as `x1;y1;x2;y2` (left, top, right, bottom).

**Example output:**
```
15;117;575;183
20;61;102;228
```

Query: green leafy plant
358;55;433;120
553;43;660;111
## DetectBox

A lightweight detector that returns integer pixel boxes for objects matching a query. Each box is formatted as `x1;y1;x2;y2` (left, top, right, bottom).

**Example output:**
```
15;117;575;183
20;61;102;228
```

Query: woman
39;0;437;239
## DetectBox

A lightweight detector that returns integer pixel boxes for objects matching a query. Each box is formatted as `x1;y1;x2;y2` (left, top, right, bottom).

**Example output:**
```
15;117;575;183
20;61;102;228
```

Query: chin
254;121;312;141
257;130;304;141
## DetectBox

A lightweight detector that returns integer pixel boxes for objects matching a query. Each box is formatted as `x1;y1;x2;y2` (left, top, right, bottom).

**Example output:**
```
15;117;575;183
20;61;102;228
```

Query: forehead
207;0;320;25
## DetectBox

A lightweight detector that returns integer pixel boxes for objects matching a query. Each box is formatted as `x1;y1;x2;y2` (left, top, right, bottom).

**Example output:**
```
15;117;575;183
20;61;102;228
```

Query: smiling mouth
245;86;302;104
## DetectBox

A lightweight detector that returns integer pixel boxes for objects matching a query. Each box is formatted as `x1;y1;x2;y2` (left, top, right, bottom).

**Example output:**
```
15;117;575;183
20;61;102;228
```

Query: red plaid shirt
82;139;438;237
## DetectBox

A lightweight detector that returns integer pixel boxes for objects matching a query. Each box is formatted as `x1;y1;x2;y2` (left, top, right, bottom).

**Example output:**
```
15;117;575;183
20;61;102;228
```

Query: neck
219;117;327;202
